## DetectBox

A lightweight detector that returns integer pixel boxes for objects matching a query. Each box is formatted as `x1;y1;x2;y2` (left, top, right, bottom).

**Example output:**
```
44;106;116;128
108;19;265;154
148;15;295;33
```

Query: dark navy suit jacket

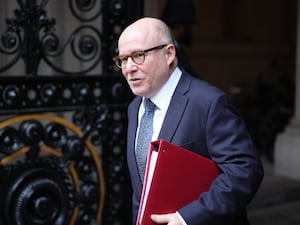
126;70;264;225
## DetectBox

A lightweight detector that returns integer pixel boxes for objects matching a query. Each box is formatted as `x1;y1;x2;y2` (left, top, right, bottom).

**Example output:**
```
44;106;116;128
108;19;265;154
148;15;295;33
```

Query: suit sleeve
178;94;264;225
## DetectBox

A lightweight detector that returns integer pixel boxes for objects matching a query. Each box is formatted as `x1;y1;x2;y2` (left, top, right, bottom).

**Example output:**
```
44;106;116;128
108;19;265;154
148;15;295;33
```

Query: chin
132;89;144;97
131;86;152;98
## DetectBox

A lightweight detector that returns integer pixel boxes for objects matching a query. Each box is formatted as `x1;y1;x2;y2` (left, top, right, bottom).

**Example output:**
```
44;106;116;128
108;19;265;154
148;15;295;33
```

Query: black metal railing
0;0;142;224
0;0;136;76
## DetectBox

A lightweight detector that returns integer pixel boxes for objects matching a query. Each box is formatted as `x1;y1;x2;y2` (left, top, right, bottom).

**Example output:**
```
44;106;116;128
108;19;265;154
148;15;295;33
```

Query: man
113;17;263;225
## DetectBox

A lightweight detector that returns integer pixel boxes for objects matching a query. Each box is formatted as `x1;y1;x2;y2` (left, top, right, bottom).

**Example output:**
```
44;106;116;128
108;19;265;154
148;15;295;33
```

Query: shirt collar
150;67;182;110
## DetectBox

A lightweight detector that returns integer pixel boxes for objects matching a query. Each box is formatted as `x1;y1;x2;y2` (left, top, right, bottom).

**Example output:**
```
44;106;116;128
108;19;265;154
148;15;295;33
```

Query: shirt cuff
176;211;187;225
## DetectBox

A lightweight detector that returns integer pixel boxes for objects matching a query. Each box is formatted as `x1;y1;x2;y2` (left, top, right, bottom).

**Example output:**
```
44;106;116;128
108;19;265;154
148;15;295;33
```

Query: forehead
118;25;157;55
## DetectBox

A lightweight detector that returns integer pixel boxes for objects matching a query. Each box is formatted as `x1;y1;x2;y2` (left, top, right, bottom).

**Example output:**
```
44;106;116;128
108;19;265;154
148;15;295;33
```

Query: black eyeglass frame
112;44;168;68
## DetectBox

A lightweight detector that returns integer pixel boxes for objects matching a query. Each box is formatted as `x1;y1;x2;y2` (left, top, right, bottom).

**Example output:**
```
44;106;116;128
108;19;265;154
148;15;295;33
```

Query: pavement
247;157;300;225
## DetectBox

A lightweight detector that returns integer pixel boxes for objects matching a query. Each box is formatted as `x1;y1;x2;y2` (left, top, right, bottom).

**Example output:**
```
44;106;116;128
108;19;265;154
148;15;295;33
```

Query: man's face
117;25;172;98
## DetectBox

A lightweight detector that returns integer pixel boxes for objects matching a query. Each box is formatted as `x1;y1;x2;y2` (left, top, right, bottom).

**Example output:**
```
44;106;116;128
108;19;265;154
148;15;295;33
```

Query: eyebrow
118;49;144;58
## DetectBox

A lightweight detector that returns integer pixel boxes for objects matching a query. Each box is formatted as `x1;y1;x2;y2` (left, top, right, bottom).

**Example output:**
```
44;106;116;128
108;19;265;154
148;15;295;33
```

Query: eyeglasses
112;44;168;68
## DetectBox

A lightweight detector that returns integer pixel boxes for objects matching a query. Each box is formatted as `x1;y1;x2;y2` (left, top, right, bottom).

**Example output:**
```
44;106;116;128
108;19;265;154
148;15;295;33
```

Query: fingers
151;214;170;223
151;213;183;225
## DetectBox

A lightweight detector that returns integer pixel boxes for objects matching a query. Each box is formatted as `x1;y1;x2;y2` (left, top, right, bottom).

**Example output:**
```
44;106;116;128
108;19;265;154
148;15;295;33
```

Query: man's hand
151;213;184;225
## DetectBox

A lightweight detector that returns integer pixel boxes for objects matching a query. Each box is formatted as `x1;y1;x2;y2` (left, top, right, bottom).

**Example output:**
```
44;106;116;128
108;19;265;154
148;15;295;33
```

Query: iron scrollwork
0;0;142;224
0;112;107;225
0;0;102;76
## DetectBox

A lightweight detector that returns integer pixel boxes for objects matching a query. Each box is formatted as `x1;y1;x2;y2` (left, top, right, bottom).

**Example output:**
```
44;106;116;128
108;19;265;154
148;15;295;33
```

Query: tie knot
144;98;156;113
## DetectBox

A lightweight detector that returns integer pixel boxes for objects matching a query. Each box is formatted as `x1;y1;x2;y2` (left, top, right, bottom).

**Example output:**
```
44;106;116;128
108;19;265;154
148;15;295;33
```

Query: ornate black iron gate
0;0;142;224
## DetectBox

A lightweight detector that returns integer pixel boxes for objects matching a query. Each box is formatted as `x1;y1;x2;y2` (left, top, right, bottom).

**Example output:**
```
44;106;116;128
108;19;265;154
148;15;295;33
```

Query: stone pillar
274;0;300;180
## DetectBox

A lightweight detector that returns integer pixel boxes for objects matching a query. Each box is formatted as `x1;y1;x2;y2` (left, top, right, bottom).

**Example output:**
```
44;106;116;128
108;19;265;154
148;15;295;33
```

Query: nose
123;57;137;72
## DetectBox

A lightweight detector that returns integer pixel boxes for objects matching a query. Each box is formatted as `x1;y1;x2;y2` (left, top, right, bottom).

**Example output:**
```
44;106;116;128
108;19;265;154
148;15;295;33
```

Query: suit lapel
127;97;141;152
127;97;143;186
158;72;191;142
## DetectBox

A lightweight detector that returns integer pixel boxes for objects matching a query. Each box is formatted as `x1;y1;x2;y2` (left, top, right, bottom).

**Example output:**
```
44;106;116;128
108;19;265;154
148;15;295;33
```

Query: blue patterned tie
135;98;156;181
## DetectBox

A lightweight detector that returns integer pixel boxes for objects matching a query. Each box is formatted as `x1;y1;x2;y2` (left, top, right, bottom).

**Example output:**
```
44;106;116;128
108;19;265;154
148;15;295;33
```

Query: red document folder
136;139;220;225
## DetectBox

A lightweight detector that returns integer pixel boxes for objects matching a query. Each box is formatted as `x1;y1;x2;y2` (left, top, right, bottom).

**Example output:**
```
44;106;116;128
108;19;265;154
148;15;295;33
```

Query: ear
166;44;176;65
